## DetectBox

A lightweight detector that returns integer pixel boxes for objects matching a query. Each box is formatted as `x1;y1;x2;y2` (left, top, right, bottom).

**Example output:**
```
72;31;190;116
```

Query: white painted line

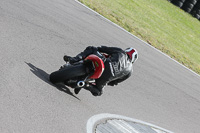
75;0;200;78
87;113;174;133
108;120;140;133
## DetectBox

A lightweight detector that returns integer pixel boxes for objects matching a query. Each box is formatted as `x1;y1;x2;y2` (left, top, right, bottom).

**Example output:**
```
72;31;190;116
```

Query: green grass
79;0;200;74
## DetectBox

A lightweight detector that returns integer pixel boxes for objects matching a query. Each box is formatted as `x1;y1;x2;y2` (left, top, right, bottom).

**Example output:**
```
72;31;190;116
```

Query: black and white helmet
125;48;138;63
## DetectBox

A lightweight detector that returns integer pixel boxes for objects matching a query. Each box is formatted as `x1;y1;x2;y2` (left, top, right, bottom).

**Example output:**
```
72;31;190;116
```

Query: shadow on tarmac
25;62;80;100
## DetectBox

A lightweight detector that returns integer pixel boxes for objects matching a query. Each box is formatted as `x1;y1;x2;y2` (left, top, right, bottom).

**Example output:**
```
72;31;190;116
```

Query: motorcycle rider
64;46;138;96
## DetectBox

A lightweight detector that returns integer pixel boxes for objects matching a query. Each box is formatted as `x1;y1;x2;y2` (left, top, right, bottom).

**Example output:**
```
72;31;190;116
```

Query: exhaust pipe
77;81;85;87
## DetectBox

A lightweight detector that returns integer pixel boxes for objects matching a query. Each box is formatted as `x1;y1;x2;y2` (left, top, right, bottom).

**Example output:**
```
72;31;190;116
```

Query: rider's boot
85;85;102;96
74;88;81;94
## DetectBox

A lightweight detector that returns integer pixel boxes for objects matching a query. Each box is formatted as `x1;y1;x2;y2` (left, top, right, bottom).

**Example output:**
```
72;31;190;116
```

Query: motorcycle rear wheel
49;64;86;84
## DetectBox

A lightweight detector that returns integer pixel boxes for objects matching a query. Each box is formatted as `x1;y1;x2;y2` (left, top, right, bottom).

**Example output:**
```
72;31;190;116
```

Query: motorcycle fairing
85;54;105;79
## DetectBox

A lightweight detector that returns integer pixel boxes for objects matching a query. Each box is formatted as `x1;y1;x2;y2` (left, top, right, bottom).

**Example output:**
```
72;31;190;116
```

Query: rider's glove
63;55;82;64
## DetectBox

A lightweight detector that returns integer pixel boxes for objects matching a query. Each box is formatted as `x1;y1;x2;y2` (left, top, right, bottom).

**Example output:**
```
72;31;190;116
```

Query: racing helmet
125;47;138;63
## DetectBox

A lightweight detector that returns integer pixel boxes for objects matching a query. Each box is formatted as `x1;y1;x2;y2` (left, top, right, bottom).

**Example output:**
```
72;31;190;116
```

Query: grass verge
79;0;200;75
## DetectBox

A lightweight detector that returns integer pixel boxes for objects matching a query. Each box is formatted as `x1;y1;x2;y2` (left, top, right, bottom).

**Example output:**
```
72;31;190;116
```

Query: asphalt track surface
0;0;200;133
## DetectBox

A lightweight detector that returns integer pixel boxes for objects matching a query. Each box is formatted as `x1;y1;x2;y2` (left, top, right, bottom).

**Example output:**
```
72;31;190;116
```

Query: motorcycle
49;54;105;90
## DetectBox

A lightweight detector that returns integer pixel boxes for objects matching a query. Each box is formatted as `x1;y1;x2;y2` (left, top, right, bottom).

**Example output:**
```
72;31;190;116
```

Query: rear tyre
49;64;86;84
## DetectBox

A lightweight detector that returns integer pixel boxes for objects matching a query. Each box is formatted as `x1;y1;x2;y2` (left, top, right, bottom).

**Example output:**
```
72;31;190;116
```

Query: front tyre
49;64;86;84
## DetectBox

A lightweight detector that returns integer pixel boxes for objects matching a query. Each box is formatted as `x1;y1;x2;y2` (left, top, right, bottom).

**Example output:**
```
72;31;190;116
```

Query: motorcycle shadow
25;62;80;100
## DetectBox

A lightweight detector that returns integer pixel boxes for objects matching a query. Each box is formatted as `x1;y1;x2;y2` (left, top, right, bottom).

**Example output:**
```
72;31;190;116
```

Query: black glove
63;55;71;62
63;55;82;64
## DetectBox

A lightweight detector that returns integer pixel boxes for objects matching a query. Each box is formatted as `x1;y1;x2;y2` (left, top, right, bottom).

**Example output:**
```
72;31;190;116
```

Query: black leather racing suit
73;46;133;96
